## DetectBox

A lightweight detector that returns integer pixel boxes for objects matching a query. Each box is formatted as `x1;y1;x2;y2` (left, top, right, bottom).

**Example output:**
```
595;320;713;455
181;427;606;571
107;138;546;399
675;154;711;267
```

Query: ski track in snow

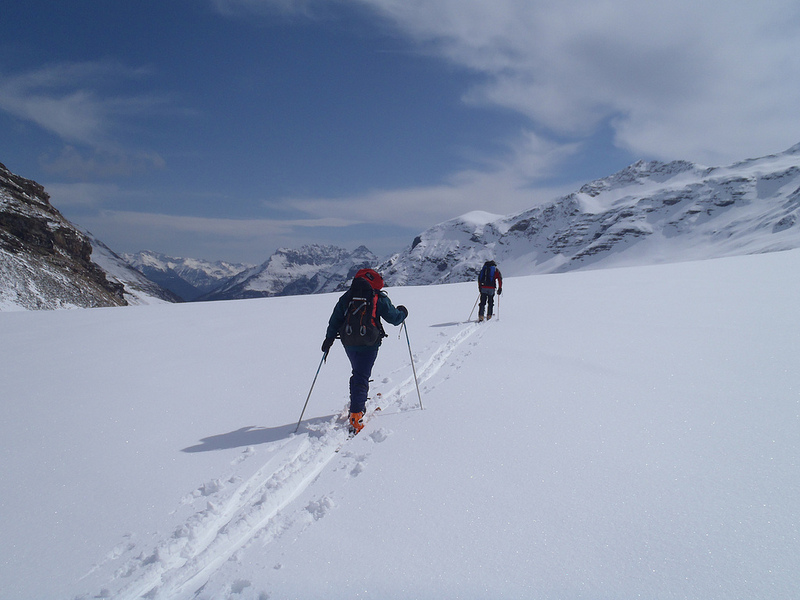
89;321;485;599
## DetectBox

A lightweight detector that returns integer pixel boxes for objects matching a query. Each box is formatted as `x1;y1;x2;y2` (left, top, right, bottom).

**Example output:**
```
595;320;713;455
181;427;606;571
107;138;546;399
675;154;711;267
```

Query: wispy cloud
43;181;124;208
210;0;324;17
280;131;581;229
71;209;361;262
0;61;159;144
92;210;356;236
359;0;800;164
41;146;166;179
216;0;800;165
0;60;170;178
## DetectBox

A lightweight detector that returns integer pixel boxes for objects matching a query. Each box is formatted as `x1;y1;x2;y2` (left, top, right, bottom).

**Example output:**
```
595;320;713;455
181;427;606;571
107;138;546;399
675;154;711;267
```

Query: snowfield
1;251;799;599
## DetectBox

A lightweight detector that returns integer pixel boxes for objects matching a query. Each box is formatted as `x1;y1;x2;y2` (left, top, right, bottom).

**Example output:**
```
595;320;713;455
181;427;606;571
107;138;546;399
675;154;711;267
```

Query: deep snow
1;251;798;599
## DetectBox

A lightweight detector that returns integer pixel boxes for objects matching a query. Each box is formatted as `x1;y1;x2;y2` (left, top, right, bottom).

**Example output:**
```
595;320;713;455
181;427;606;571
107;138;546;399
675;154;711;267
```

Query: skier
477;260;502;321
321;268;408;434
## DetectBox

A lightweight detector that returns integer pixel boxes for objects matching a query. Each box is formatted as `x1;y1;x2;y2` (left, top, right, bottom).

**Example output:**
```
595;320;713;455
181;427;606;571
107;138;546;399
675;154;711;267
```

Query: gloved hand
497;288;502;295
321;337;335;353
397;305;408;318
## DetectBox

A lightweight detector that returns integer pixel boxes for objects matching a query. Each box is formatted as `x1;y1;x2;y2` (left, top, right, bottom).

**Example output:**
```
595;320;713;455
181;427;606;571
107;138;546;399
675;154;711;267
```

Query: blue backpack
479;262;497;288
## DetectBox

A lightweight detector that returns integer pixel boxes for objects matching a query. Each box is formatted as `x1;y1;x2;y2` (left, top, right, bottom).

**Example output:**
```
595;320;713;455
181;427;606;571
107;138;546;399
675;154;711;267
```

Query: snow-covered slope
91;241;181;306
2;250;798;599
379;210;507;286
381;144;800;285
123;250;251;301
201;244;378;301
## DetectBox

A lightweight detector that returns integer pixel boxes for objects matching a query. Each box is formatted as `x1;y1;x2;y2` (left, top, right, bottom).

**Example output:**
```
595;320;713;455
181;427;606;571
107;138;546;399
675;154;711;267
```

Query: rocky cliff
0;162;176;310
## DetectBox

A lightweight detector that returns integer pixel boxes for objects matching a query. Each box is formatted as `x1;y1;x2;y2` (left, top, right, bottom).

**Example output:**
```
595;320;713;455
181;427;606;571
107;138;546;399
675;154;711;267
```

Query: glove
397;305;408;318
321;337;335;353
497;288;502;295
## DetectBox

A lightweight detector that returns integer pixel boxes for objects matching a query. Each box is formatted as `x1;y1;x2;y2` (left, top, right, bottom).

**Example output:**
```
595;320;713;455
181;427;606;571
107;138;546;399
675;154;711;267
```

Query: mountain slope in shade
91;241;182;305
123;250;251;301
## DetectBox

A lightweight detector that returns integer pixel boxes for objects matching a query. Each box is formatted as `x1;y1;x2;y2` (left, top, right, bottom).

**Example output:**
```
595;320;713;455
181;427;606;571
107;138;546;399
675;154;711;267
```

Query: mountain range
199;244;378;301
2;143;800;310
122;251;253;301
378;143;800;286
121;245;379;302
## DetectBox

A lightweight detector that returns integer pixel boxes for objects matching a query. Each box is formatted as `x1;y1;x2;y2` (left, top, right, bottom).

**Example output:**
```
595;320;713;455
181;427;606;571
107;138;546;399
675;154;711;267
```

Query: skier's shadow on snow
181;415;334;453
430;321;468;327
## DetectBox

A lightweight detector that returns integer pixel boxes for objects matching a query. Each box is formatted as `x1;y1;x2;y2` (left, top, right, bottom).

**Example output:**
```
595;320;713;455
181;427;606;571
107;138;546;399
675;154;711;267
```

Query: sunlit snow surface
1;250;798;599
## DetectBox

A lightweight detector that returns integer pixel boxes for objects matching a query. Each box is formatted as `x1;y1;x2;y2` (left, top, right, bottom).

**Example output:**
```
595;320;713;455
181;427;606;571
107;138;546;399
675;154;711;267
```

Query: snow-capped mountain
200;244;378;301
5;142;800;310
88;238;182;306
123;250;251;301
380;143;800;286
0;161;175;310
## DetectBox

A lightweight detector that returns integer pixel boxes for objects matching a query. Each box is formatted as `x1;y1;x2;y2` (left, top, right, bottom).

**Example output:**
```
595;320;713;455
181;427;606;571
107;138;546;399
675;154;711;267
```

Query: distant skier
477;260;502;321
321;268;408;434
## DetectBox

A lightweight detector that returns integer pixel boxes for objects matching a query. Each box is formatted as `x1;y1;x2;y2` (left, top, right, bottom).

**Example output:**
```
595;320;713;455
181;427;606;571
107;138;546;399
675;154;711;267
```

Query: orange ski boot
349;411;365;435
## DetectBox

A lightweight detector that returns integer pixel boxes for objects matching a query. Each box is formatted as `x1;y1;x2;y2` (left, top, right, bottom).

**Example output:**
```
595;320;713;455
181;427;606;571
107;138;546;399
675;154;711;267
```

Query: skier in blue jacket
478;260;502;321
322;268;407;434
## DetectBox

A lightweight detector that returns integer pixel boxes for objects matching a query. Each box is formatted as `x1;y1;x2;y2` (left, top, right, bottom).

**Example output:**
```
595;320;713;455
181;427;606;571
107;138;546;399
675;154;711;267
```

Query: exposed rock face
0;162;127;310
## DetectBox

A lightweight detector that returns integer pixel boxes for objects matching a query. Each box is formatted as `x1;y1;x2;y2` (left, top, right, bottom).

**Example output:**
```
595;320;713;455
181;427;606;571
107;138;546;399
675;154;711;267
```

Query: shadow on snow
181;414;337;453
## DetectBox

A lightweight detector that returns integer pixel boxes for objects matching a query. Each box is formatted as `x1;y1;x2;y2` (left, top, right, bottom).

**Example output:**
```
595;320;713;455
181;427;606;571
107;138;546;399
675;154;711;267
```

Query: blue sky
2;0;799;264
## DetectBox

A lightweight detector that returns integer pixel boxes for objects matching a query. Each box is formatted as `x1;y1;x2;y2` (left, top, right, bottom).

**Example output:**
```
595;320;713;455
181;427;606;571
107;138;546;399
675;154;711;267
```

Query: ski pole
468;294;480;322
294;351;327;433
401;322;424;410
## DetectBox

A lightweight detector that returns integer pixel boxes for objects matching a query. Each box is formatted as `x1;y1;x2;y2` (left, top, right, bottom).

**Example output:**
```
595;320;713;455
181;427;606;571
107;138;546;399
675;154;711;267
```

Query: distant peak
785;142;800;155
456;211;505;226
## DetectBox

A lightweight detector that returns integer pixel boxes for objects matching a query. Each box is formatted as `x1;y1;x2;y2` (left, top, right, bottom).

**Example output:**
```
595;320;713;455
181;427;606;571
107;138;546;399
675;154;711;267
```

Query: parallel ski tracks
103;321;484;599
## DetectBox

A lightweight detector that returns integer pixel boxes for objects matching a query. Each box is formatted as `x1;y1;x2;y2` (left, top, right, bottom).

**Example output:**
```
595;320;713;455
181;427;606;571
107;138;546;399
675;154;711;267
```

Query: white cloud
281;131;580;228
41;146;166;179
0;61;160;144
0;60;173;178
213;0;800;192
70;209;362;263
89;210;356;236
210;0;326;17
44;182;124;208
355;0;800;163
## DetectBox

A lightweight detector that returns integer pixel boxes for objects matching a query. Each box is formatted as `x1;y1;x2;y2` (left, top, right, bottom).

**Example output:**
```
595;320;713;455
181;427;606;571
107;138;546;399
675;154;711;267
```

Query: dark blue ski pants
479;289;495;317
344;346;379;414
